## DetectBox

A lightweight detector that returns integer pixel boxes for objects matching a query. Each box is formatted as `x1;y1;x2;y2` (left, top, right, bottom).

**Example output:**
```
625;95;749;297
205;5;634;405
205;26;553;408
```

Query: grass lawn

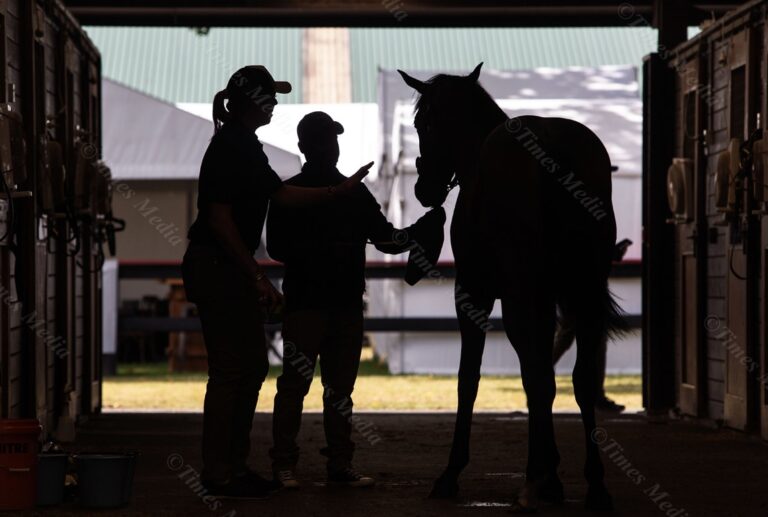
104;351;642;411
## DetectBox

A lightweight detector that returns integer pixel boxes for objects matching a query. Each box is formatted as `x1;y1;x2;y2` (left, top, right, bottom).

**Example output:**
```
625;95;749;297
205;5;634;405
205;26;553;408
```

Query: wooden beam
654;0;690;50
303;28;351;103
63;0;741;27
642;53;677;413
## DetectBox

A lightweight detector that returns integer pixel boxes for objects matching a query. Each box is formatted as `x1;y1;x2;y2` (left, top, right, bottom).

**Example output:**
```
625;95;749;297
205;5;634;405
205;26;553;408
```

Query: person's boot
274;468;301;489
595;396;625;413
234;468;281;492
328;466;375;487
202;476;271;499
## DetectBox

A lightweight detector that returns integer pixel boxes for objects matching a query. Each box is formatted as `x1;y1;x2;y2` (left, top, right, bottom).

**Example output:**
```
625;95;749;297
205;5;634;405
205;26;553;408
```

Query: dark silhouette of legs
570;286;613;511
555;314;616;407
319;309;363;472
271;308;364;474
552;317;575;364
430;287;494;498
198;298;269;483
271;310;326;472
502;288;562;512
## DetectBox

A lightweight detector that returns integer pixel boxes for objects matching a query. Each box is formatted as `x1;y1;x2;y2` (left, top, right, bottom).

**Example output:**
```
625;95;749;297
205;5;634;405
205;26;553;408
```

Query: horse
398;63;624;512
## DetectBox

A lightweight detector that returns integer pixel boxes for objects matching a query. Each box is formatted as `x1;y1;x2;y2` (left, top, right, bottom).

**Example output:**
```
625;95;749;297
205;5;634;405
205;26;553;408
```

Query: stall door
723;29;757;430
669;56;706;416
80;61;101;414
759;24;768;442
761;202;768;440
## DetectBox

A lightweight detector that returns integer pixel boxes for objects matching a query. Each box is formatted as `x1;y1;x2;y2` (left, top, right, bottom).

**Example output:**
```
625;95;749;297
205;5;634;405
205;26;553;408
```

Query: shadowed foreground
32;413;768;516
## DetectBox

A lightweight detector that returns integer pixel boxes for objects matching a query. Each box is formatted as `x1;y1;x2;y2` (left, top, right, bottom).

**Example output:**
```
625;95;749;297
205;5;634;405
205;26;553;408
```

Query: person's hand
427;206;446;224
613;238;633;262
254;275;283;312
335;161;374;196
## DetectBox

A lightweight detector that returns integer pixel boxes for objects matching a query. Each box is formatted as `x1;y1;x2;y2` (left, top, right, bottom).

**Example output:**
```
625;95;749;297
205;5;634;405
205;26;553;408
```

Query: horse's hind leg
430;287;494;499
571;297;614;511
501;291;562;512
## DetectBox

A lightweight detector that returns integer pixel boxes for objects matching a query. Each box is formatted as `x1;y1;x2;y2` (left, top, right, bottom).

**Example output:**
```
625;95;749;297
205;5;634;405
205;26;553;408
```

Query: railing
118;259;642;333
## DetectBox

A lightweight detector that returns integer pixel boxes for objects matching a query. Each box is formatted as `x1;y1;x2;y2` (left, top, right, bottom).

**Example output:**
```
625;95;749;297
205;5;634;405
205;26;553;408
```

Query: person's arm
370;203;447;256
208;202;281;309
266;200;289;263
613;238;632;261
369;212;410;254
270;162;374;207
359;188;415;254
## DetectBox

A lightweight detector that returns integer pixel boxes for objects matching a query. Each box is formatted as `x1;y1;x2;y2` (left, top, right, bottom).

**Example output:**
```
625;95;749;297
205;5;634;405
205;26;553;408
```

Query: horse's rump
476;117;614;243
467;116;616;298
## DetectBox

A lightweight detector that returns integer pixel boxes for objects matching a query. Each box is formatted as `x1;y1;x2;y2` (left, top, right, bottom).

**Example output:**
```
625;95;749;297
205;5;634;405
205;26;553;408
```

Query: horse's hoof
428;475;459;499
538;476;565;505
585;484;614;512
510;499;538;514
510;482;538;513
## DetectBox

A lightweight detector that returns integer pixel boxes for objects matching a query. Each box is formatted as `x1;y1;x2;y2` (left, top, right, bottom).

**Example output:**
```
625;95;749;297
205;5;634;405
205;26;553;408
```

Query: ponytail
212;89;231;133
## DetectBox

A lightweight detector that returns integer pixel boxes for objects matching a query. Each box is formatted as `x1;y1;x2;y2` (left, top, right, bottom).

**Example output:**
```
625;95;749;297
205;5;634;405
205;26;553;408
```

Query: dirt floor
24;412;768;517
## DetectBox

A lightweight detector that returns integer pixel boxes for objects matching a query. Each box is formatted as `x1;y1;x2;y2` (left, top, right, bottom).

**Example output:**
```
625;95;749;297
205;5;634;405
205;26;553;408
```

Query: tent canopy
102;78;302;181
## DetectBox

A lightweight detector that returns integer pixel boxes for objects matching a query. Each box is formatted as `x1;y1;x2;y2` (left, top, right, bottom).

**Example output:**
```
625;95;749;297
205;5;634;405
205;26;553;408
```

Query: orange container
0;419;41;510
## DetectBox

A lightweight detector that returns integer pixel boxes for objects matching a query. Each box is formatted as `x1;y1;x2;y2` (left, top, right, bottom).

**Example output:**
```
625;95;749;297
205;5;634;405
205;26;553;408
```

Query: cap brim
332;121;344;134
273;81;292;94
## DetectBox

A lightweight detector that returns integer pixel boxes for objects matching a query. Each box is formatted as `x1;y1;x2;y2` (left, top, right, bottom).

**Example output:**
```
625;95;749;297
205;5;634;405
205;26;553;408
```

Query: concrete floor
28;412;768;516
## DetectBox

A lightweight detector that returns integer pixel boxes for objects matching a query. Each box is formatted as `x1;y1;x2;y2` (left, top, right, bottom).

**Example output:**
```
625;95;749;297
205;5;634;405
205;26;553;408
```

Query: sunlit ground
104;349;642;411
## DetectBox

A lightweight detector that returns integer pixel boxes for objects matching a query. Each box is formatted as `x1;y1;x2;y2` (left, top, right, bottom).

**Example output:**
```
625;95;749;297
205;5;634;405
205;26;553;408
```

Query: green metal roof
84;26;699;105
83;26;303;104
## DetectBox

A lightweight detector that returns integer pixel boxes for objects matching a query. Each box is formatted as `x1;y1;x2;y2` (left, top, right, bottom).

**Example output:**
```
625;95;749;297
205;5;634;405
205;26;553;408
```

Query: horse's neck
452;136;484;218
454;106;507;187
454;129;496;189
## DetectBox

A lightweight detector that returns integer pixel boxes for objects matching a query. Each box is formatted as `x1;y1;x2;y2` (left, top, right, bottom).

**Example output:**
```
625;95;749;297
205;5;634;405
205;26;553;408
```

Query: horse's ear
467;62;483;83
398;70;428;93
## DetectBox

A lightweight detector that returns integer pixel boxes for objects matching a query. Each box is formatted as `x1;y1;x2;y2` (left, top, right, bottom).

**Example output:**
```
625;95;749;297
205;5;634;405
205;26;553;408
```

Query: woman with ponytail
182;66;372;499
211;88;233;132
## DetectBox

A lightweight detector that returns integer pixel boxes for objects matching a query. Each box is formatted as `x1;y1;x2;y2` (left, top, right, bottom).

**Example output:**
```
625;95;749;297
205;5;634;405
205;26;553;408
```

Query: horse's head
398;63;483;208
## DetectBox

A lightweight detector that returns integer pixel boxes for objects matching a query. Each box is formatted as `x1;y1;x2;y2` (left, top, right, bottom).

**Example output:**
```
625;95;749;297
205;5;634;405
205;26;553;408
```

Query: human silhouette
182;67;372;500
553;239;633;413
267;111;444;489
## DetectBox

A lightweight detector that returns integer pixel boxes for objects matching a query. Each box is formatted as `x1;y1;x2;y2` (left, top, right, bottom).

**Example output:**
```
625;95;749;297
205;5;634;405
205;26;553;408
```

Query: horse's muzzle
415;177;449;208
414;157;450;208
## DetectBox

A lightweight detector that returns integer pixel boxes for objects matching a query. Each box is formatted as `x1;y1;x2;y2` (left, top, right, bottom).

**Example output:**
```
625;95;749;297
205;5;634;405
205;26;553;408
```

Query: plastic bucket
36;453;68;506
0;419;41;511
75;452;137;508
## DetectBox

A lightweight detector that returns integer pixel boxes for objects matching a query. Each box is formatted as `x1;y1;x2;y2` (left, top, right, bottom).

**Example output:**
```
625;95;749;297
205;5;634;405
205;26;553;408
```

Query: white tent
103;79;302;181
177;102;380;182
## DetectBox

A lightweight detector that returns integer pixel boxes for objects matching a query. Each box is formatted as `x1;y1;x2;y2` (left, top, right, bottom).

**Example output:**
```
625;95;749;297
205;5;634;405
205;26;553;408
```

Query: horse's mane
413;73;507;135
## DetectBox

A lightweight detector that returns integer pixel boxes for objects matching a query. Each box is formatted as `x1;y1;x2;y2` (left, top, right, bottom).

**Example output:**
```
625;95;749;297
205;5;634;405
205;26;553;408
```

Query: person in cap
183;68;373;499
267;111;444;489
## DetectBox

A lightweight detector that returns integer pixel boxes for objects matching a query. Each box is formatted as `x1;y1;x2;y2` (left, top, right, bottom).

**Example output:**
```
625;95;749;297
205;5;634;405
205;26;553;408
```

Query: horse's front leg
430;285;494;499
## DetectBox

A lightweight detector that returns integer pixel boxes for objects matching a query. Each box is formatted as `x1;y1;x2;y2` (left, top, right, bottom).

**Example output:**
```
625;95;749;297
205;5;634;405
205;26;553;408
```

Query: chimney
302;28;352;103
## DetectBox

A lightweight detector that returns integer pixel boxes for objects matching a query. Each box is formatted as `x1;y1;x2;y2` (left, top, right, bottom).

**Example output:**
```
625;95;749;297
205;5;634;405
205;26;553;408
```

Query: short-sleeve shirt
266;162;406;311
187;120;283;252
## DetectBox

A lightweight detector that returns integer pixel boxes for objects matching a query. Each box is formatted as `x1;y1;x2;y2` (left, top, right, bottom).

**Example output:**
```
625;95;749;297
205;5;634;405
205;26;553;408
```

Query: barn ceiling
65;1;744;27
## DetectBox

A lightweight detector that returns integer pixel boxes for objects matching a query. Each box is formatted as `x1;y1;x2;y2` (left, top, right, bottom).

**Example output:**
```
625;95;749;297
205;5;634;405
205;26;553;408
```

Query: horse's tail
560;260;628;366
604;287;629;340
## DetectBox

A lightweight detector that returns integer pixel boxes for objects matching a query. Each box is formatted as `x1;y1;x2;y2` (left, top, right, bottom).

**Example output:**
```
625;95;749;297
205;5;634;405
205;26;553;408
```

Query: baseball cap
226;65;292;105
297;111;344;143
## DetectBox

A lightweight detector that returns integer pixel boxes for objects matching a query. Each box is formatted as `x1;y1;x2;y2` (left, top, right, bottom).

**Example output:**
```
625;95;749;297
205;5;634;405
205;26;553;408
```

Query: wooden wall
667;0;767;439
0;0;104;440
705;34;729;421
